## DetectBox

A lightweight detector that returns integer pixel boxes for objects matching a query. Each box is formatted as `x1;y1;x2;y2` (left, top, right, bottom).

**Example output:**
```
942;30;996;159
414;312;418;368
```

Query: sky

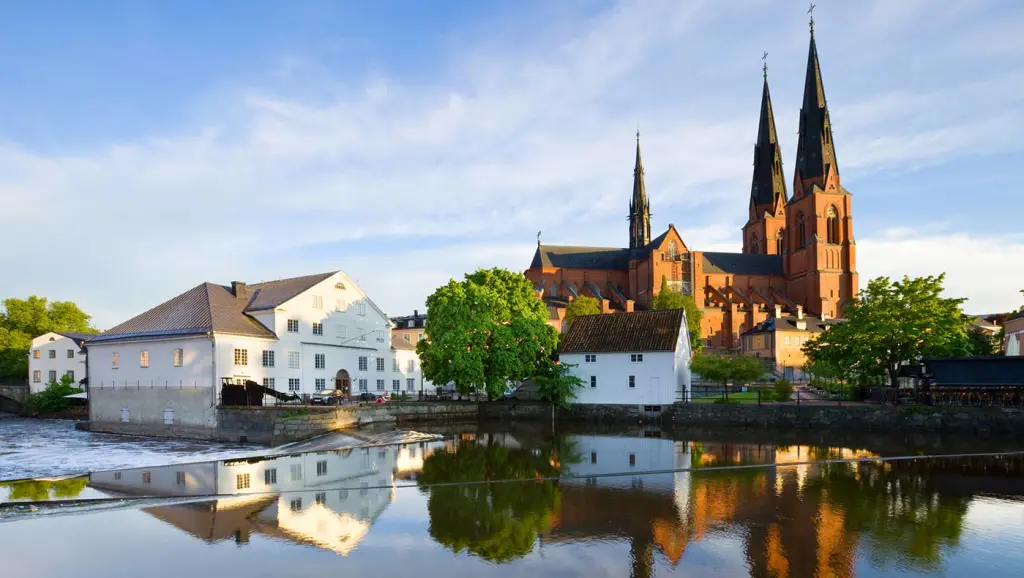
1;0;1022;330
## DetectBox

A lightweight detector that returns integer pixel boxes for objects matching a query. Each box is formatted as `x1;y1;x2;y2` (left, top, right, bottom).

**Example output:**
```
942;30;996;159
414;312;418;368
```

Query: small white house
28;331;93;392
559;309;691;406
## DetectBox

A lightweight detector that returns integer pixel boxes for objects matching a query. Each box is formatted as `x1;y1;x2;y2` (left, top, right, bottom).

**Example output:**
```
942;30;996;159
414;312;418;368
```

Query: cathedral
525;22;858;351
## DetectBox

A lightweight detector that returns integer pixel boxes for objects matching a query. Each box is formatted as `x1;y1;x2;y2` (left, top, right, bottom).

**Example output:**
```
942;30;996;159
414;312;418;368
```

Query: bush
773;379;794;402
25;374;82;415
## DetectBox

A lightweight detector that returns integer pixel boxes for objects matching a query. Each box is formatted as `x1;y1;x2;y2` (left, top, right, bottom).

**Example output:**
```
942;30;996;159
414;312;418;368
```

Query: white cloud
0;0;1022;328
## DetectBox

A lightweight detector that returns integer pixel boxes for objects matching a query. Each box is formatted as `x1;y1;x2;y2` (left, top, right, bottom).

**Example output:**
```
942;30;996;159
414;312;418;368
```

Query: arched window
826;206;839;244
796;213;807;249
749;235;759;254
667;240;679;260
776;229;785;254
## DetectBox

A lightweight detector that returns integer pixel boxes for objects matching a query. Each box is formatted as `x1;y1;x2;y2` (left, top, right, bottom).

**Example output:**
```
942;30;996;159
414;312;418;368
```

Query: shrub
25;374;82;415
773;379;794;402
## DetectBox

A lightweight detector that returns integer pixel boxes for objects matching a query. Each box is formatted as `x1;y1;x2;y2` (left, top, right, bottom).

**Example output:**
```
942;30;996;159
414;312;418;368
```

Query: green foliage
532;360;585;408
1;477;89;501
772;378;794;402
25;374;83;415
691;353;765;386
803;275;970;387
712;397;743;404
417;268;558;400
278;408;310;419
0;296;98;380
965;325;999;356
563;295;600;327
653;276;704;354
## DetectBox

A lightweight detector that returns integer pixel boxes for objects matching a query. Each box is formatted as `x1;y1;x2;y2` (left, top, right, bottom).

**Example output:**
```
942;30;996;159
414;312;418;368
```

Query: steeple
629;130;651;249
749;63;787;212
792;19;839;197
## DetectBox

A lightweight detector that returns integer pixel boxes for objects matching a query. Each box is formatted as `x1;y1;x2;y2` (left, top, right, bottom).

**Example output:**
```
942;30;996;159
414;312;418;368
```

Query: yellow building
740;305;839;380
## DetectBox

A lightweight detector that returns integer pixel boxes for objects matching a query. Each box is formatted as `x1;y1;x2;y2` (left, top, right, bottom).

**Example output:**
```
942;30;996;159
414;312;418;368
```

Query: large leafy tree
652;275;703;354
417;268;558;399
0;297;98;380
803;274;969;388
532;359;585;408
563;295;600;328
691;353;765;399
965;325;999;356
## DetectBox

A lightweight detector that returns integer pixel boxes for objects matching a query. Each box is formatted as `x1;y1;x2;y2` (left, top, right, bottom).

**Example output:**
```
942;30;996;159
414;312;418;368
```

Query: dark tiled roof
701;252;784;276
743;315;840;336
56;332;98;346
560;310;685;354
245;272;336;311
391;312;426;329
531;244;631;270
391;335;417;351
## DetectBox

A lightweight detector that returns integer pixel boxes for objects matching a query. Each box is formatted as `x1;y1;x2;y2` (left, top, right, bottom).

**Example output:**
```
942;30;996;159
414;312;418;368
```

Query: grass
691;391;763;404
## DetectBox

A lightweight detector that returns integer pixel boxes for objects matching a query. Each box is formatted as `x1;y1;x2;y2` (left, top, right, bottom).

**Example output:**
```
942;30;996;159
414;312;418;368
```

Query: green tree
803;275;969;388
563;295;600;327
965;325;999;356
25;374;83;415
417;268;558;400
652;276;704;354
532;359;585;408
690;353;765;400
0;297;98;380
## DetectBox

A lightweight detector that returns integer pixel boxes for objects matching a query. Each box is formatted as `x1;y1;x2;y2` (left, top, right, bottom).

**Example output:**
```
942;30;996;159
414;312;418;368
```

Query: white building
28;331;93;392
86;271;430;434
559;309;691;406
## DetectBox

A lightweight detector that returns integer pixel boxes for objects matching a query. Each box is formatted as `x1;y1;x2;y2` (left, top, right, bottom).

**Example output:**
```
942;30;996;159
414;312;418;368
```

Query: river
2;420;1024;577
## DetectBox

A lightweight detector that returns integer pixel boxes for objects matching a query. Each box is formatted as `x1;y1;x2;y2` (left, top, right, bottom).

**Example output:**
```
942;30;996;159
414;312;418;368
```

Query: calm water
2;426;1024;577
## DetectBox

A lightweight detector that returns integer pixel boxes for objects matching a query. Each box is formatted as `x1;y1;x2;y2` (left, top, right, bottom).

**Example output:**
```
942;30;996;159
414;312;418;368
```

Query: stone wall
669;403;1024;434
88;386;218;439
0;384;28;413
480;401;668;424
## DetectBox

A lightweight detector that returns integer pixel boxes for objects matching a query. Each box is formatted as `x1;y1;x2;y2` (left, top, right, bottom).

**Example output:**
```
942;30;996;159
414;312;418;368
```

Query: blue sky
1;0;1022;329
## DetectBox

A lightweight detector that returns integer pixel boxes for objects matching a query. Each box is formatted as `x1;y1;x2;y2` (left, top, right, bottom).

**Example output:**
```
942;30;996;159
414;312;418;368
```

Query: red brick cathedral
525;25;858;349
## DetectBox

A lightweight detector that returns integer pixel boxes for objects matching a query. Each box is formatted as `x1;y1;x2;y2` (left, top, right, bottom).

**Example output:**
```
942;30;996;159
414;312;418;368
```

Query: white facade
561;316;691;406
28;332;88;393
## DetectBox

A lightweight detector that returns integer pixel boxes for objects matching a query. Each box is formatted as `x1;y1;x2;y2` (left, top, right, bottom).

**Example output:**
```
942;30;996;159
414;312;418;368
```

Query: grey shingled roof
560;310;685;354
531;244;631;270
56;332;98;346
701;252;784;276
90;272;336;344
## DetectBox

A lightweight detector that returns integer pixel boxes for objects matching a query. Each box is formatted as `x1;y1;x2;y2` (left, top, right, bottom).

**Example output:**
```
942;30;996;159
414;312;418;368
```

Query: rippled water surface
3;423;1024;577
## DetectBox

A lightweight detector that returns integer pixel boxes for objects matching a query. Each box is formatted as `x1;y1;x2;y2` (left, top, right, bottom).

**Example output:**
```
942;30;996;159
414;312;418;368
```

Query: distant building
559;309;691;405
1004;312;1024;356
28;331;93;392
390;310;426;345
739;305;840;380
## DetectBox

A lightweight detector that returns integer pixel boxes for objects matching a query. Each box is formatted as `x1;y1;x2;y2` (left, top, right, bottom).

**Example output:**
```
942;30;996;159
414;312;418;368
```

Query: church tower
742;62;788;256
784;17;858;319
629;131;652;249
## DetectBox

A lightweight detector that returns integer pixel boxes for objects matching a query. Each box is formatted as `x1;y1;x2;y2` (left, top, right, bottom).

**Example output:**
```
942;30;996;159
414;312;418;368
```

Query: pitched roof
391;335;417;351
245;272;336;311
742;315;841;336
531;244;632;270
560;310;685;354
701;252;784;276
56;332;98;346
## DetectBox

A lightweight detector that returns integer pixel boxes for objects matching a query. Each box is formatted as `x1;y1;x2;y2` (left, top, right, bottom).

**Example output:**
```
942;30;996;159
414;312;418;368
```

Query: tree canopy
803;274;969;388
0;297;98;380
691;353;765;390
652;276;703;354
563;295;600;328
417;268;558;399
532;359;585;408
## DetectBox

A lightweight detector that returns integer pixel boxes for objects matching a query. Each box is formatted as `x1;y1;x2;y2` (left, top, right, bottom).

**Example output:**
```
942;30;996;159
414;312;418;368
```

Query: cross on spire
808;3;816;34
762;51;768;79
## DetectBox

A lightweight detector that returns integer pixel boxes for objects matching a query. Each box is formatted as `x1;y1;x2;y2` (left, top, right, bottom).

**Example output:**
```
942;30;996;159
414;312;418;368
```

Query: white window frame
590;375;597;388
337;325;347;339
262;350;275;368
288;378;300;392
288;351;300;369
335;299;346;311
376;379;385;391
406;378;415;391
630;353;644;363
407;359;415;372
315;353;326;369
234;349;248;366
357;303;367;316
629;375;635;388
585;354;597;363
312;295;323;310
393;358;400;371
313;322;324;335
48;370;57;383
287;319;299;333
263;377;275;389
392;379;401;392
66;349;75;359
315;378;326;391
376;357;385;372
358;356;368;371
32;370;41;383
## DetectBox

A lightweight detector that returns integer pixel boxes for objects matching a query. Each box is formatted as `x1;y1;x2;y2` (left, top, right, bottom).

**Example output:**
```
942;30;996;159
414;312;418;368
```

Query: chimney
231;281;248;298
774;304;782;318
625;299;635;313
414;309;419;317
796;305;804;320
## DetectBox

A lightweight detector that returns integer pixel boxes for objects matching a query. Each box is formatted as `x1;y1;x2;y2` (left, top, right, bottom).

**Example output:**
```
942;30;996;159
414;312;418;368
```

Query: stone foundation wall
88;386;217;439
480;401;668;424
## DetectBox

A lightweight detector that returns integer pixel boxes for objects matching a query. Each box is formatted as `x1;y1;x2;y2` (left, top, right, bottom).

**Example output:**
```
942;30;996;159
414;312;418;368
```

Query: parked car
310;389;346;405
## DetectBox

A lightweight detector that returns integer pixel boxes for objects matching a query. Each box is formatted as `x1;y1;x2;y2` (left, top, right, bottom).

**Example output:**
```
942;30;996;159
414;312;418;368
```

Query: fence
684;381;857;405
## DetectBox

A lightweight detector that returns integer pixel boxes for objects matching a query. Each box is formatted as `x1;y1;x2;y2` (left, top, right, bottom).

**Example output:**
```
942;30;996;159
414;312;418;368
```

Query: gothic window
667;240;679;260
749;235;758;254
776;229;785;254
826;206;839;244
796;213;807;249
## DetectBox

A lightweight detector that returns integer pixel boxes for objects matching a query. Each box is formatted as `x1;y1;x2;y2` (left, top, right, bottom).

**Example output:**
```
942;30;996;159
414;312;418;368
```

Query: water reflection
6;431;1024;577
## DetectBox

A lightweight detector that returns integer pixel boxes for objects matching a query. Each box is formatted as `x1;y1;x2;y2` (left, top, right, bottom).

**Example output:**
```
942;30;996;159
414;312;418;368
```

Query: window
418;333;425;342
32;370;40;383
358;378;368;391
339;489;349;501
312;322;323;335
262;378;275;389
315;378;326;391
407;359;415;372
142;472;152;484
392;379;401;391
33;350;40;359
360;481;369;496
590;375;597;388
315;492;326;505
66;370;74;382
630;353;644;363
290;464;302;481
826;206;840;244
776;229;785;254
174;471;186;486
335;299;346;311
337;325;347;339
112;352;119;369
48;370;57;383
784;335;791;345
66;349;75;359
290;499;302;512
173;348;183;367
376;379;385;391
288;378;300;392
393;358;400;371
629;375;636;388
260;350;274;368
357;303;367;316
265;468;277;485
234;349;248;366
585;354;597;363
376;357;385;371
288;351;300;369
403;334;410;342
375;330;385;342
317;460;328;476
48;349;56;359
112;471;121;481
667;240;679;260
358;356;368;371
749;234;758;254
312;295;323;309
315;353;326;369
797;212;807;249
591;451;597;464
629;454;636;467
406;378;415;391
287;319;299;332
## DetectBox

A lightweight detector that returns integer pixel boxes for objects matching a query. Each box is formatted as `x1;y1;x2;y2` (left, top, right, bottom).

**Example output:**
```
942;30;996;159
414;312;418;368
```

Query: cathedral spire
749;59;787;211
793;14;839;196
629;130;651;249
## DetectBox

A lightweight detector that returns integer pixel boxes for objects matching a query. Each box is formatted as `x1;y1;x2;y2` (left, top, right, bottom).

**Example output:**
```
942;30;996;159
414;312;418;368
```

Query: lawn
690;391;763;404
